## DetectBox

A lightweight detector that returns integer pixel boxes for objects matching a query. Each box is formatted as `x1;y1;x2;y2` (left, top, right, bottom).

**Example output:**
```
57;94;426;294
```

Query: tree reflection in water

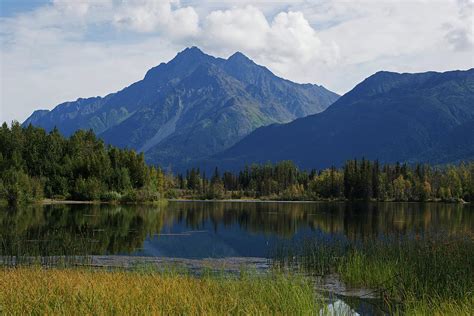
0;202;472;258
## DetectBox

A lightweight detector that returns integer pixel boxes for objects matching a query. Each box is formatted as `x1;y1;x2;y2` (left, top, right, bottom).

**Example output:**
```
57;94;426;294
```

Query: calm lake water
1;201;472;259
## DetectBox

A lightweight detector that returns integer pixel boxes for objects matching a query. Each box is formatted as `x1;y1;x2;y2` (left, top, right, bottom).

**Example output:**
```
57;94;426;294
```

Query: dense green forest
1;123;472;204
175;160;473;202
0;123;165;205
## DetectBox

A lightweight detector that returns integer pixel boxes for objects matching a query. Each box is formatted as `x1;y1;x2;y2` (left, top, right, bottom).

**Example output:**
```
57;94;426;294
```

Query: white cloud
202;6;269;54
52;0;95;17
0;0;183;123
113;0;199;38
199;6;338;82
267;11;339;64
1;0;473;123
444;0;474;51
288;0;474;92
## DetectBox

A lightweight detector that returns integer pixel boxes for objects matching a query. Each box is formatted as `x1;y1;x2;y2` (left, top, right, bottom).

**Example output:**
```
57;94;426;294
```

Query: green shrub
136;188;161;202
1;169;43;205
121;188;160;203
100;191;122;202
165;189;179;199
72;177;102;201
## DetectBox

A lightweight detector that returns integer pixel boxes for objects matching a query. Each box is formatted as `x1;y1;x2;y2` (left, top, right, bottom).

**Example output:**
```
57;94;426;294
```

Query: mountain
208;69;474;170
24;47;339;170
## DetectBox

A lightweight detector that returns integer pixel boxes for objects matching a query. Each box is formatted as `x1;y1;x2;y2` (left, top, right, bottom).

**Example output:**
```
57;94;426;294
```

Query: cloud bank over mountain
1;0;473;122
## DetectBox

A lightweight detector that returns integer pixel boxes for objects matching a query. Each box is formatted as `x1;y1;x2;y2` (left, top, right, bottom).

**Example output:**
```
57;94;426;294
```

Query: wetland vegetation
1;201;473;314
274;233;474;315
0;267;318;315
1;121;473;314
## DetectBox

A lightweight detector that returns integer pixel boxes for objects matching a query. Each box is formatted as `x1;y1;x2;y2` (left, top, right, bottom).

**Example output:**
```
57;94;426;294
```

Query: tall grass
0;267;319;315
273;233;474;315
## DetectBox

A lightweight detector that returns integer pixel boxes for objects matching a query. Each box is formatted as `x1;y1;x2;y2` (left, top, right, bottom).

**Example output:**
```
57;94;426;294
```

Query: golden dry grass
0;267;317;315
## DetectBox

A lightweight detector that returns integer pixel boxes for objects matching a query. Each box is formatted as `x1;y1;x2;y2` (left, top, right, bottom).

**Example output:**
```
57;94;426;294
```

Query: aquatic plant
273;232;474;314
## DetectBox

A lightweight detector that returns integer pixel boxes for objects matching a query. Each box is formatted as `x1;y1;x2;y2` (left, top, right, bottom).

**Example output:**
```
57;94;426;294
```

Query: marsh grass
397;294;474;316
0;266;319;315
273;233;474;315
0;231;93;267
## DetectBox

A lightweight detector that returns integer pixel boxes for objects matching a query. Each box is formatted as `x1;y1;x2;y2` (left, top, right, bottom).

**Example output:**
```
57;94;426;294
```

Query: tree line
173;160;473;202
0;123;165;205
1;123;472;204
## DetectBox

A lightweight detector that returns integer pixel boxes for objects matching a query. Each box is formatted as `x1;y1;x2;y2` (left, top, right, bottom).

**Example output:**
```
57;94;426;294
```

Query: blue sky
0;0;49;17
1;0;473;123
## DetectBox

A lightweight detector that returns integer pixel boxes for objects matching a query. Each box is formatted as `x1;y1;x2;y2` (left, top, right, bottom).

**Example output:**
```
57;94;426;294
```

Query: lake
1;201;472;259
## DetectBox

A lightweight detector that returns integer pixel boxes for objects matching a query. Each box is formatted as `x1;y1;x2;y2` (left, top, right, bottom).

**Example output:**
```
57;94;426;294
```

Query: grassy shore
274;233;474;315
0;267;318;315
1;234;473;315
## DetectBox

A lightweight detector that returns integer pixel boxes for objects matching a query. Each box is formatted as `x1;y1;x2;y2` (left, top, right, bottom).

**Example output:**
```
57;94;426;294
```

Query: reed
273;233;474;315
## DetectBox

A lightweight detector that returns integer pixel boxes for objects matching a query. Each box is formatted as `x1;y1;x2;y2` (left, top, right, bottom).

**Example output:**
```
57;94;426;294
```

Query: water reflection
0;202;472;258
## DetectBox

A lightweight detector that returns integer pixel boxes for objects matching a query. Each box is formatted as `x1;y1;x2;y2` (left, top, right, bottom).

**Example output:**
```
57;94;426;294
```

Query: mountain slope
24;47;339;169
209;69;474;170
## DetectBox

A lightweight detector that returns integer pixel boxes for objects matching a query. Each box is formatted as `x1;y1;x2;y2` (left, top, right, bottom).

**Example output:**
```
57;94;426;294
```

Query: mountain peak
144;46;211;80
172;46;211;64
339;70;424;102
177;46;205;57
23;47;339;170
228;51;251;62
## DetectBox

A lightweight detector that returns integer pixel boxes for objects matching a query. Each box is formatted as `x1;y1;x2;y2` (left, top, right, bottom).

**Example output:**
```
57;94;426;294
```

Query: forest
0;123;165;205
1;123;472;204
175;160;473;202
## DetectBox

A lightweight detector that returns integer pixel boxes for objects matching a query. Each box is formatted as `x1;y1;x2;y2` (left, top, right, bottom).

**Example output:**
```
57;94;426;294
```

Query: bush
100;191;122;202
202;182;226;200
164;189;179;199
72;177;102;201
279;184;305;201
231;190;243;199
1;169;43;205
121;188;161;203
30;177;44;201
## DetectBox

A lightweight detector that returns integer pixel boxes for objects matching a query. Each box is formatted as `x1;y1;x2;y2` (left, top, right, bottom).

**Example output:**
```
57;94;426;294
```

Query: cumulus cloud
288;0;474;92
1;1;337;123
113;0;199;38
1;0;473;123
202;6;269;53
267;11;337;64
199;6;338;81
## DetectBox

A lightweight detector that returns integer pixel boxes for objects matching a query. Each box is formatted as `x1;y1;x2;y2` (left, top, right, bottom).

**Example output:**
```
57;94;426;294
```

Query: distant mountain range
24;47;339;170
23;47;473;172
208;69;474;170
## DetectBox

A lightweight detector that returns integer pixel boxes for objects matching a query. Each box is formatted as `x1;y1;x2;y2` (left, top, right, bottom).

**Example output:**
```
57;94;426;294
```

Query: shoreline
1;197;468;207
168;199;342;203
0;198;468;206
0;254;378;300
41;199;105;205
